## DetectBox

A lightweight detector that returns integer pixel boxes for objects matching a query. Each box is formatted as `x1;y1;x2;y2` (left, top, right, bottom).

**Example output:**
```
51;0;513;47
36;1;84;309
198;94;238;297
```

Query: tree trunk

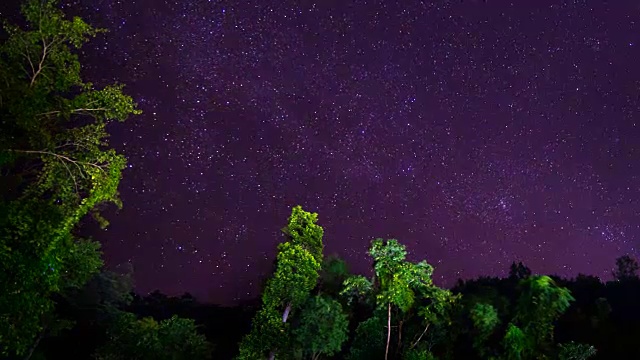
268;302;294;360
282;302;292;323
410;323;430;350
397;320;403;356
385;302;391;360
23;328;46;360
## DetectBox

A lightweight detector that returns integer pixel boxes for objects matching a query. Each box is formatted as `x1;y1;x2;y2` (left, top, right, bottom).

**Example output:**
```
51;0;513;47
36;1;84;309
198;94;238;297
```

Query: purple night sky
3;0;640;305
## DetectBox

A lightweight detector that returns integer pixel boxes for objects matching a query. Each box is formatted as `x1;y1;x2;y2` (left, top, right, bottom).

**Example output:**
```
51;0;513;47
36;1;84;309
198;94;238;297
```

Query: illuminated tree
343;239;456;360
236;206;324;360
0;0;140;356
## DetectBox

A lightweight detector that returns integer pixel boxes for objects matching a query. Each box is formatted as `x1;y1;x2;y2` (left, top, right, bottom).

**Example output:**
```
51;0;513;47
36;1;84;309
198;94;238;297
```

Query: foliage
502;323;527;360
557;341;597;360
63;268;135;324
95;312;212;360
282;205;324;263
0;2;622;360
236;206;324;359
369;239;415;312
0;0;140;356
347;313;387;360
10;229;638;359
470;302;500;355
292;295;349;359
514;275;574;354
343;239;457;360
319;255;350;297
403;348;437;360
465;275;577;359
59;237;104;289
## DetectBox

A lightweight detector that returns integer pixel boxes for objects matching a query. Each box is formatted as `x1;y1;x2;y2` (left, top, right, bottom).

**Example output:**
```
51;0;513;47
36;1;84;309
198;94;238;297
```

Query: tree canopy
0;1;150;358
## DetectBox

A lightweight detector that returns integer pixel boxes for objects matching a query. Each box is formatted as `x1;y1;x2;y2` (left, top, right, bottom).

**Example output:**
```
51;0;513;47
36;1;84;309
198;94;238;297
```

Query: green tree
0;0;140;356
62;266;134;324
341;275;374;306
343;239;455;360
237;206;324;360
95;312;212;360
513;275;574;357
292;295;349;360
468;275;583;359
368;239;414;360
502;323;527;360
469;302;500;357
347;312;387;360
319;255;350;297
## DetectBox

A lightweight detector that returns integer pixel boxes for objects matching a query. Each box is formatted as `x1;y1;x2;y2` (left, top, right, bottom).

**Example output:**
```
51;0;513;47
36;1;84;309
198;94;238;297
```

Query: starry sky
3;0;640;305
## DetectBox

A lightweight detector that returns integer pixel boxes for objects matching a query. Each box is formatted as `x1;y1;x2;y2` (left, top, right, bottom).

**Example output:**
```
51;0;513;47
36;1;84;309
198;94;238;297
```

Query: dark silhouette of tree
612;255;639;282
509;261;532;281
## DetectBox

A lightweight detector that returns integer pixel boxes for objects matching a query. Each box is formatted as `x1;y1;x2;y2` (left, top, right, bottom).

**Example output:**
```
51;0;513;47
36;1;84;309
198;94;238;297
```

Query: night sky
3;1;640;305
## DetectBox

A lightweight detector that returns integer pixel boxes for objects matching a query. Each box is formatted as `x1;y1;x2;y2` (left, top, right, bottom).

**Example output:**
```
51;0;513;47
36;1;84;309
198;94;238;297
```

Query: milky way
3;0;640;305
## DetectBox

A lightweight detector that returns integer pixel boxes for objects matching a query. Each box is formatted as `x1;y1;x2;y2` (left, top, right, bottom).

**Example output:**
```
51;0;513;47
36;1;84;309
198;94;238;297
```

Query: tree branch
6;149;108;174
37;108;109;117
410;323;429;350
30;37;48;87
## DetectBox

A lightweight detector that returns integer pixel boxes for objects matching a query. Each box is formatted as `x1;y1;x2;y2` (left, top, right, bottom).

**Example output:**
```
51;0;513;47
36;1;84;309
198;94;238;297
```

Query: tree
236;206;324;360
469;302;500;357
463;275;586;359
514;275;574;354
612;255;639;282
488;275;578;359
0;0;140;356
95;312;212;360
509;262;532;281
341;275;374;306
292;295;349;360
62;266;135;323
368;239;414;360
319;255;350;298
343;239;455;360
347;313;387;360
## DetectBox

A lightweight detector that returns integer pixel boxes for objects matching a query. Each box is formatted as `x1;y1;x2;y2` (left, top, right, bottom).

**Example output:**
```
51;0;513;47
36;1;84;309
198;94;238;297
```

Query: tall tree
0;0;140;356
343;239;455;360
513;275;574;355
368;239;414;360
236;206;324;360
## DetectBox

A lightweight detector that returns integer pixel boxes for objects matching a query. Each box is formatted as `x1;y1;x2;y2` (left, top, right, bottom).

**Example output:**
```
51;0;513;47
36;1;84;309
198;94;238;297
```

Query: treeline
2;1;640;360
24;213;640;360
